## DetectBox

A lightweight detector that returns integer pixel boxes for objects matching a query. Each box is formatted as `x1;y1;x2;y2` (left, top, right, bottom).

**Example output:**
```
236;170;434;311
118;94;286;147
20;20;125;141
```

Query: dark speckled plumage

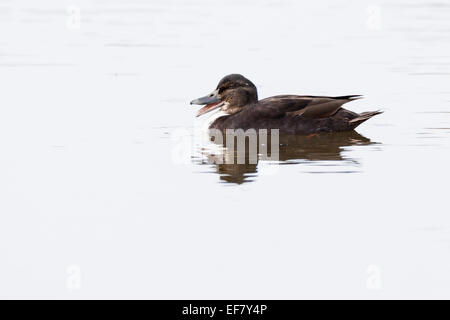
191;74;382;134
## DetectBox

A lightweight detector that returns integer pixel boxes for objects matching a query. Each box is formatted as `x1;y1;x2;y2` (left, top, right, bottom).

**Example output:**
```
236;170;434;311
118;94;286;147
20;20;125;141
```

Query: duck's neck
203;109;229;131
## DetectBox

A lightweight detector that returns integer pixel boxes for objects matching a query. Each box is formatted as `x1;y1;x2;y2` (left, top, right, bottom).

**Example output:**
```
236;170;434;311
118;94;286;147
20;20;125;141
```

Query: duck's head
190;74;258;117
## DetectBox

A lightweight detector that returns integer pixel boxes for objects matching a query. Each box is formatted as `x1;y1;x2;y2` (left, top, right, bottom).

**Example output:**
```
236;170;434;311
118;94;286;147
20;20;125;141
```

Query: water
0;0;449;298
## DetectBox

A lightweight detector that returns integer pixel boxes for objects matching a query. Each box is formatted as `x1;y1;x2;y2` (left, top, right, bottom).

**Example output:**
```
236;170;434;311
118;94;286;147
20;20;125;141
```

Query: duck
190;74;382;134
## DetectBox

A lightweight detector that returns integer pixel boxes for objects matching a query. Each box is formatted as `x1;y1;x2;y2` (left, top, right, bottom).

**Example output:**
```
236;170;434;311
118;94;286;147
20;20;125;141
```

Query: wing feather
253;95;362;119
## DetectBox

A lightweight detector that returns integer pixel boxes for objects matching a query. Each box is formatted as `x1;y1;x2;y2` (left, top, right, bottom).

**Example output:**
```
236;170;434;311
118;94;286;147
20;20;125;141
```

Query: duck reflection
195;130;378;184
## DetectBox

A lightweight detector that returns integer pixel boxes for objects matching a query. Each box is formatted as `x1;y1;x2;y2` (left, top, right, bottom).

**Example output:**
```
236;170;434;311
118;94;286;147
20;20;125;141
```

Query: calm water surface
0;0;449;298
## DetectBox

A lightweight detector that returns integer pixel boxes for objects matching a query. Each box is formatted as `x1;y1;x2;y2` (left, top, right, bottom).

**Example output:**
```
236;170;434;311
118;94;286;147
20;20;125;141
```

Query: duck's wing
254;95;362;119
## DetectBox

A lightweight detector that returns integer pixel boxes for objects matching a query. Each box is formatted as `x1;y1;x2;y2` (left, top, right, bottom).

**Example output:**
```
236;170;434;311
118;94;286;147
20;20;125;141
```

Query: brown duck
190;74;382;134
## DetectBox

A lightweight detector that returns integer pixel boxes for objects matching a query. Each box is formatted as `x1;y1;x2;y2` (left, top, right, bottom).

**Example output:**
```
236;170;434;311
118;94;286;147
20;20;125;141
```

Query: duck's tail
349;110;383;128
335;95;363;101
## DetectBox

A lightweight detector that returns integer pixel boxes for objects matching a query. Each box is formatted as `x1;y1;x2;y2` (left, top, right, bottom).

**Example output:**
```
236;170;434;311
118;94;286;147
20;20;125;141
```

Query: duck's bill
190;89;224;117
